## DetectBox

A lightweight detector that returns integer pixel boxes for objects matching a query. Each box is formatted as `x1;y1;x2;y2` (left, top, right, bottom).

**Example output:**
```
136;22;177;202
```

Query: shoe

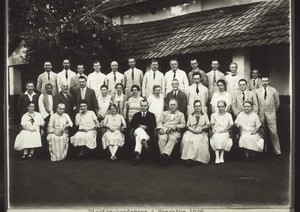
186;159;192;167
219;158;224;163
21;155;27;160
162;154;169;166
28;154;33;159
275;154;283;160
110;156;114;162
215;158;220;164
112;156;118;162
132;158;140;165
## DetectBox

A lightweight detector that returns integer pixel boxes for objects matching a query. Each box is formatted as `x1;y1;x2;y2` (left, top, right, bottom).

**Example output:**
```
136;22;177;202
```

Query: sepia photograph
5;0;294;211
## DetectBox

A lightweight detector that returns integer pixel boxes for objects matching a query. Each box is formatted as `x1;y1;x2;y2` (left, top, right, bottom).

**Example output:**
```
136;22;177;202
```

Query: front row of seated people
15;98;263;166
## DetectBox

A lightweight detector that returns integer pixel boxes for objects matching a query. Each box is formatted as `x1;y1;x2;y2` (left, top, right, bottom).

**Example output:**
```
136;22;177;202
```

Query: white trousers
134;127;150;154
158;131;181;156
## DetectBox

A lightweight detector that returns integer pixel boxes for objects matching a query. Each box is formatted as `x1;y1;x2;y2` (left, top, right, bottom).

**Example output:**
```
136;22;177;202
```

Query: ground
7;126;291;210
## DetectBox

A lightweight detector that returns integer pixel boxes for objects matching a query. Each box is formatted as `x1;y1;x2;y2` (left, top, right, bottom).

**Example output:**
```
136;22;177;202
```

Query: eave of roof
119;0;290;60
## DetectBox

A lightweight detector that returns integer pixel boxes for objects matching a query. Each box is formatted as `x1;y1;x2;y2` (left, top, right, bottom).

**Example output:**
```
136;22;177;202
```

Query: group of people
14;58;282;166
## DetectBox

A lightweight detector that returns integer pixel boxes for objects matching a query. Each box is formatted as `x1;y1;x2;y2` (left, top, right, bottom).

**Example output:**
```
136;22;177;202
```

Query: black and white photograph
4;0;294;211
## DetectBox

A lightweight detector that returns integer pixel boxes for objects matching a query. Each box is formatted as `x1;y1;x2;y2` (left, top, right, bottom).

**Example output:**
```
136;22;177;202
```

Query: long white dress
102;114;126;149
70;111;98;149
14;112;45;151
47;113;73;161
210;112;233;151
147;94;164;124
235;111;264;152
210;91;232;113
181;113;210;164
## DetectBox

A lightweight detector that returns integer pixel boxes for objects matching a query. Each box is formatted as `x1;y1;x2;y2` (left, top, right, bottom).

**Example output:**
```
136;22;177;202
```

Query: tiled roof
119;0;289;60
98;0;151;13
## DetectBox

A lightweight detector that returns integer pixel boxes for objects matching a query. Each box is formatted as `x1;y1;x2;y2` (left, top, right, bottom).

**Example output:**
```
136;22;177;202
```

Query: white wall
9;67;22;95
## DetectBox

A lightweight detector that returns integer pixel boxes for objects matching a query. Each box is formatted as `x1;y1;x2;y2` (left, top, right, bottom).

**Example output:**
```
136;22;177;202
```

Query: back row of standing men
17;58;281;157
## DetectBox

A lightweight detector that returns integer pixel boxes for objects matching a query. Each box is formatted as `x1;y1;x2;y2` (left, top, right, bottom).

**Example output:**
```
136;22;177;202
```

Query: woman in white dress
210;79;232;113
147;84;164;124
210;100;234;164
102;104;127;161
47;103;73;161
181;100;210;166
111;83;127;117
126;85;144;122
14;102;45;159
71;100;100;158
235;101;264;162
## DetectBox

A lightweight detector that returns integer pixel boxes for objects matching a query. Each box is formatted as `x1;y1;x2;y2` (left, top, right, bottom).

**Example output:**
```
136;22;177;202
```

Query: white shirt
25;91;36;101
225;73;243;95
57;69;76;92
80;87;87;99
165;69;189;94
147;94;164;118
38;93;54;119
106;71;124;95
87;71;106;97
142;70;165;98
124;67;143;93
186;83;208;114
97;94;112;117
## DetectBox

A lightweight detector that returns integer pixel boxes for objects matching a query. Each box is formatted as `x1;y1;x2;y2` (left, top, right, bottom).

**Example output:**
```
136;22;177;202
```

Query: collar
77;73;85;77
231;73;237;76
170;111;176;114
81;87;87;90
25;91;36;96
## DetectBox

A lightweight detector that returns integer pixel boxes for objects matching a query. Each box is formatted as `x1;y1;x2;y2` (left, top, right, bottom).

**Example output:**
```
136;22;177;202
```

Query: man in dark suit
73;76;98;115
17;81;39;120
130;99;157;165
164;79;187;115
53;83;74;120
70;64;88;96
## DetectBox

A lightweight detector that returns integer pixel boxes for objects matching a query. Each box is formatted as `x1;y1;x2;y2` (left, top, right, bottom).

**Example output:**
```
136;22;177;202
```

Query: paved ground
7;127;291;209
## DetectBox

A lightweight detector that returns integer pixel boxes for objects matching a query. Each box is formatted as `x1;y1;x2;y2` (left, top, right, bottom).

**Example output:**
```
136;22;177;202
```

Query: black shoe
132;158;140;165
275;154;283;160
186;159;192;167
162;154;169;166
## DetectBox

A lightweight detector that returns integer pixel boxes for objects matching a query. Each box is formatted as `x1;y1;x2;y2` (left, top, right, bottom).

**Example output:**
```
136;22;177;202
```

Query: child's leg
29;148;34;155
215;150;220;163
220;150;225;163
108;146;114;157
23;149;28;156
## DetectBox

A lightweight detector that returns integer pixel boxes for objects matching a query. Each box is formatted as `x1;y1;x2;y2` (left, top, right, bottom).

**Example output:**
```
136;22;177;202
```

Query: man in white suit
164;59;189;94
256;76;281;156
225;62;243;95
106;61;124;95
186;72;208;115
206;60;225;99
249;69;262;91
124;58;143;97
142;59;165;98
37;61;58;95
57;59;76;92
87;61;107;98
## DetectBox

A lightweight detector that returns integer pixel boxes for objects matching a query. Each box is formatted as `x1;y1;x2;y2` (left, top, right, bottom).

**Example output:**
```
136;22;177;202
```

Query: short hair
216;79;226;86
25;80;34;86
261;75;269;79
56;103;66;110
78;76;86;81
77;64;84;68
115;83;124;89
79;100;88;106
152;84;161;92
230;62;238;67
192;72;201;78
128;58;135;62
151;59;158;64
170;59;178;63
243;100;253;106
60;82;68;88
194;100;202;106
45;83;53;88
131;84;140;92
169;98;178;105
109;104;117;110
190;59;198;63
217;100;227;107
93;61;100;65
100;84;108;90
172;78;179;83
238;79;247;85
140;99;148;105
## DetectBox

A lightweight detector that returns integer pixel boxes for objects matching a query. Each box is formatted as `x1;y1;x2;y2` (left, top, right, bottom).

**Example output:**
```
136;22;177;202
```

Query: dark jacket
53;91;74;118
130;111;156;136
73;87;98;115
164;89;188;115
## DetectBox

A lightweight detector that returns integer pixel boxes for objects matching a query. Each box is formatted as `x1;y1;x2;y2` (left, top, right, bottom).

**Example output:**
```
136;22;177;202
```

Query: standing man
206;60;225;99
130;100;157;165
232;79;258;117
53;83;74;120
186;72;208;115
37;61;58;95
157;99;186;166
164;59;189;94
124;58;143;97
17;81;39;118
70;64;88;95
256;76;281;157
142;59;165;98
164;79;188;115
188;59;208;87
249;69;262;91
74;76;99;115
225;62;243;95
87;61;106;98
106;61;124;95
57;59;76;92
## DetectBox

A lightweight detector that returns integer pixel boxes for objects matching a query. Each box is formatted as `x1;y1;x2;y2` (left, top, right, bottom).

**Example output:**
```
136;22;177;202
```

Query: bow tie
170;111;175;114
232;74;237;76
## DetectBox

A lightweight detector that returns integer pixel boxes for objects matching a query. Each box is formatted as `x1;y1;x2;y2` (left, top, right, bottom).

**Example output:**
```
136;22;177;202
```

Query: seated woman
102;104;127;161
47;103;73;161
126;85;144;122
235;101;264;162
210;100;233;164
70;100;100;158
147;84;164;124
181;100;210;166
14;102;45;159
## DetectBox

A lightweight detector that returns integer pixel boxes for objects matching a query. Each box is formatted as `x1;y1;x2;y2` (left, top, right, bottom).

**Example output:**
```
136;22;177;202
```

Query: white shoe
215;158;220;164
219;158;224;163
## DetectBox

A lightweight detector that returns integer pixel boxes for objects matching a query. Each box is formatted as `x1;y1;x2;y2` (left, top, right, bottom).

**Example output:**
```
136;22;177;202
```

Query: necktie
48;72;50;81
213;71;216;84
131;68;134;80
113;72;117;82
196;85;199;94
242;92;245;102
253;79;256;87
65;70;68;79
153;72;156;80
173;91;177;98
173;71;176;79
142;112;145;117
264;87;267;99
117;101;121;114
81;88;85;100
